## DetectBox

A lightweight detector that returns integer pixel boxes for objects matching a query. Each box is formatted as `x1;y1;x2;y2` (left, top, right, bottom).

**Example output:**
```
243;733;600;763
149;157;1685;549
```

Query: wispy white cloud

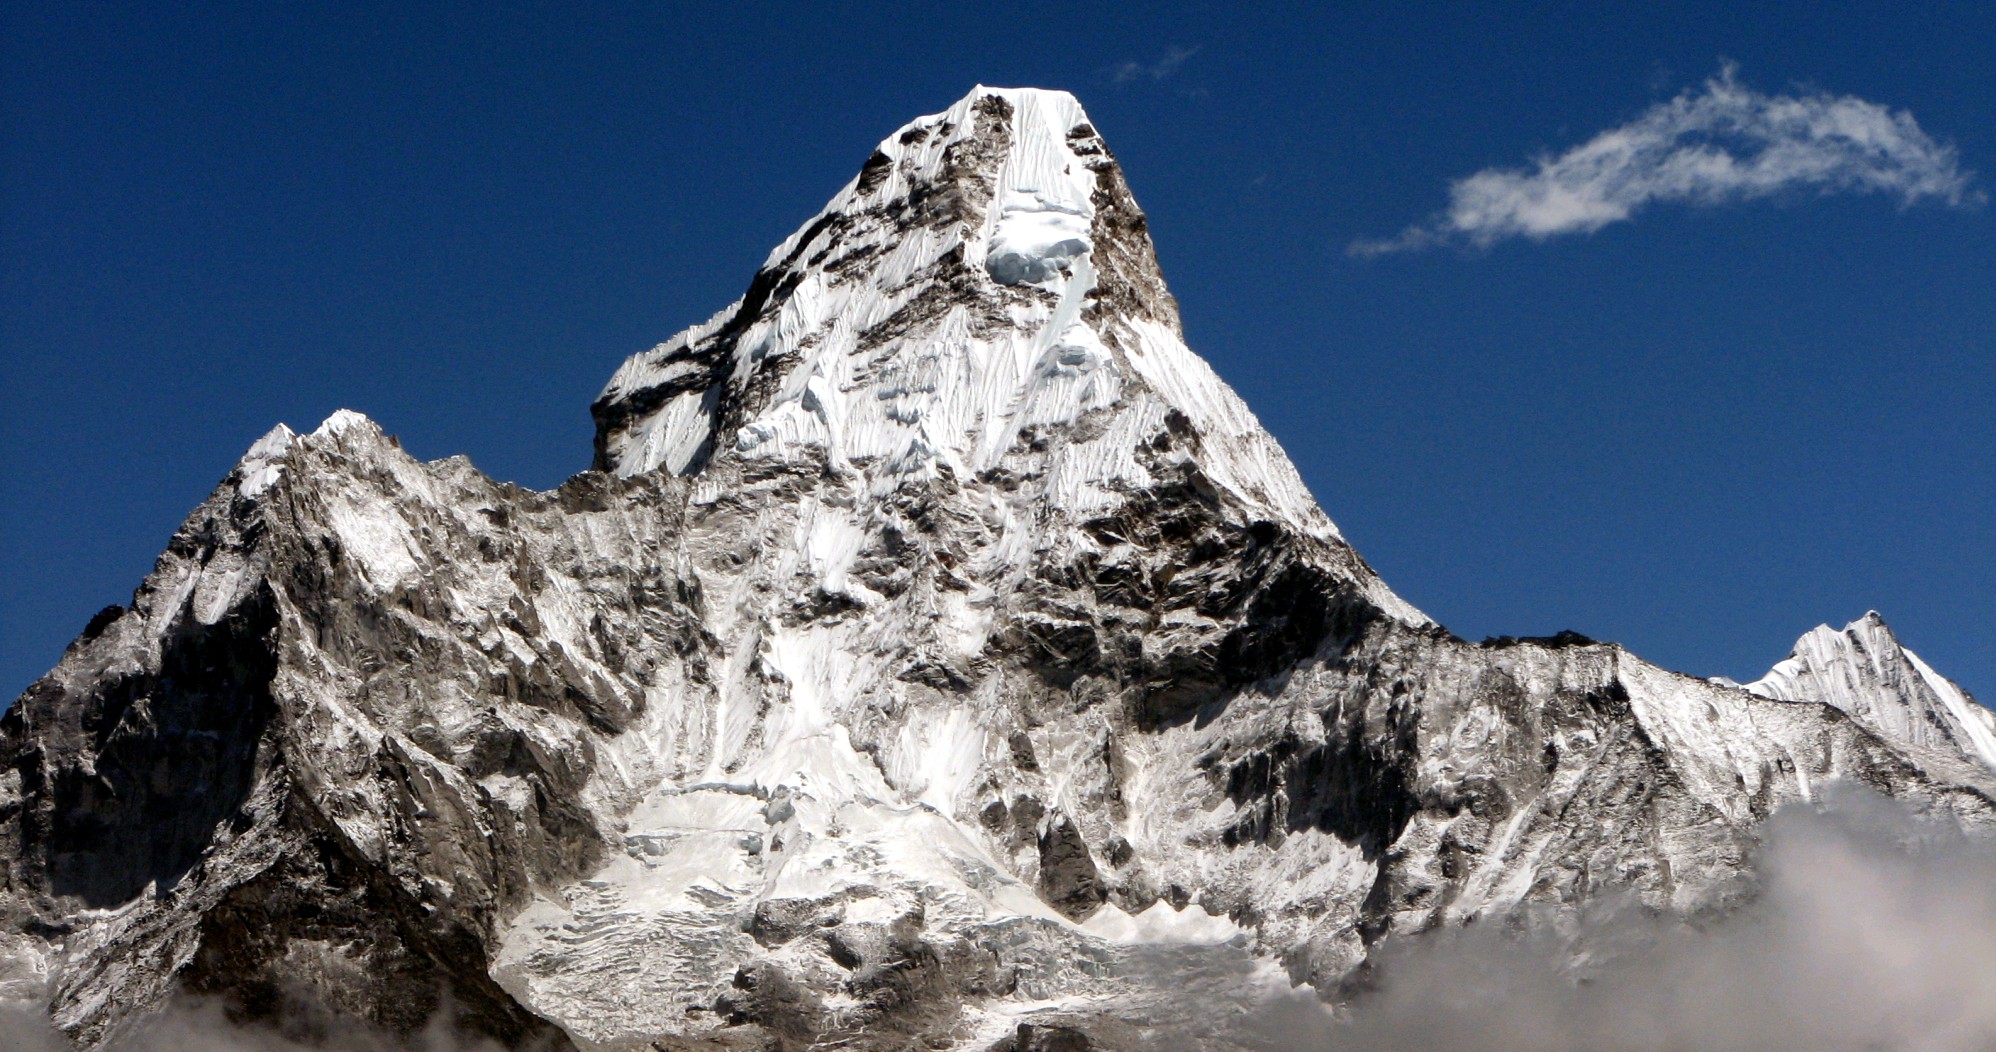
1353;65;1980;256
1113;46;1199;84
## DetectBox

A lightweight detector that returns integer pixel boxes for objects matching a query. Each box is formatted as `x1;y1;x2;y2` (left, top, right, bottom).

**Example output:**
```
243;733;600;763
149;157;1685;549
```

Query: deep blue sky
4;2;1991;704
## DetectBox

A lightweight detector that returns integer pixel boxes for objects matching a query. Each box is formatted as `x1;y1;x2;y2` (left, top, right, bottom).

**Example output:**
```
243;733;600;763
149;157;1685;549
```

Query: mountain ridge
3;86;1992;1051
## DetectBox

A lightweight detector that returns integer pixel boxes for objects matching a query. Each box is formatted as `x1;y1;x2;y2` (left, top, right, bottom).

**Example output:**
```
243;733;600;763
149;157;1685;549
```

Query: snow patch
313;408;375;437
324;498;422;591
987;191;1093;285
234;423;296;498
1079;900;1249;945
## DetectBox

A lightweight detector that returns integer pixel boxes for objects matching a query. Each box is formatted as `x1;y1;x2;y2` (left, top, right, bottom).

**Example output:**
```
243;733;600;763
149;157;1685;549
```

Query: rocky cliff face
4;87;1993;1051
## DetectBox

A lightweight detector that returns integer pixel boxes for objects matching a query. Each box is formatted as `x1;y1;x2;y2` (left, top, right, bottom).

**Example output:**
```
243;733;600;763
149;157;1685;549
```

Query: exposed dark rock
1036;813;1105;920
1481;629;1601;649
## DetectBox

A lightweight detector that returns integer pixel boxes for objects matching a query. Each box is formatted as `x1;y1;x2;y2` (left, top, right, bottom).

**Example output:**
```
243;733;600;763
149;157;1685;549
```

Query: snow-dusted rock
3;87;1993;1051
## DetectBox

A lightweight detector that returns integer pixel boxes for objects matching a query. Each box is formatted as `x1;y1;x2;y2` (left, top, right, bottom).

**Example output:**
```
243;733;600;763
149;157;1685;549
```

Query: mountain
3;86;1993;1052
1731;612;1996;771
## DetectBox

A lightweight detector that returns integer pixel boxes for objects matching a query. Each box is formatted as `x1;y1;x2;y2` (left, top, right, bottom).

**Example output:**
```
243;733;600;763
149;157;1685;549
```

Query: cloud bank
1353;66;1979;255
1251;785;1996;1051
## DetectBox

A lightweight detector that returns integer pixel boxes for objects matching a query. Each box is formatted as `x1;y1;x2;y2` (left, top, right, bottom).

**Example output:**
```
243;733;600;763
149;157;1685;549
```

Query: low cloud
1113;46;1199;84
1353;65;1979;255
1249;784;1996;1051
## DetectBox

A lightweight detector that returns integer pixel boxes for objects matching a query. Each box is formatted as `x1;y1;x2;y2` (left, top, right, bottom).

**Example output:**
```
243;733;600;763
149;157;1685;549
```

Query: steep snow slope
3;87;1993;1052
1739;612;1996;770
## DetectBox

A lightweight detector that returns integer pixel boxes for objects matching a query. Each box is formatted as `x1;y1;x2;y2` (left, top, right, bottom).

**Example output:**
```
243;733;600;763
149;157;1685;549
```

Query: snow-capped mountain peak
589;86;1363;563
7;88;1995;1052
1742;611;1996;770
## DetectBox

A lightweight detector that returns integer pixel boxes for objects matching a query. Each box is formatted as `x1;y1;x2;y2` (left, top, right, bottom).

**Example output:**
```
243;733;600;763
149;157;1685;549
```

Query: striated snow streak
1904;648;1996;770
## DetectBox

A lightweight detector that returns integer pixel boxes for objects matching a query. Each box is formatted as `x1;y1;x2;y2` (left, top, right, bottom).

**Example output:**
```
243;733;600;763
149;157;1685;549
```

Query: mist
1258;785;1996;1052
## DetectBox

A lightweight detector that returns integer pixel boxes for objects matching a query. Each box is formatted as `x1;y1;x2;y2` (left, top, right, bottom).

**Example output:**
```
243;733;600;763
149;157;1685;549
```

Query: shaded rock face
3;86;1995;1051
22;584;276;910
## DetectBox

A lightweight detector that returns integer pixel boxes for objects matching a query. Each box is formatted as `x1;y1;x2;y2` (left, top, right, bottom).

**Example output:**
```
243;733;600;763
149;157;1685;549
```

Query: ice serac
1741;612;1996;771
4;86;1995;1052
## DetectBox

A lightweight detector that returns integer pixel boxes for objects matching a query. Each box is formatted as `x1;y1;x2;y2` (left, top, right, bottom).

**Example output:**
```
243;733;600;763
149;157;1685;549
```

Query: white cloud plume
1353;65;1980;255
1113;46;1199;84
